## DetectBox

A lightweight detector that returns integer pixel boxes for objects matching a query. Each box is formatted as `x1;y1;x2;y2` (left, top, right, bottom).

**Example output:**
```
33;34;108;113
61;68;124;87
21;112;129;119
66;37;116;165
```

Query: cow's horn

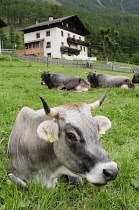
89;91;106;111
39;69;43;73
40;96;59;118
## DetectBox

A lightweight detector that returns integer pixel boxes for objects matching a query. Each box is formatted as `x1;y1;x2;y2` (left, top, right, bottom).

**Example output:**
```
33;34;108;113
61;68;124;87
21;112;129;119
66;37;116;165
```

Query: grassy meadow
0;55;139;209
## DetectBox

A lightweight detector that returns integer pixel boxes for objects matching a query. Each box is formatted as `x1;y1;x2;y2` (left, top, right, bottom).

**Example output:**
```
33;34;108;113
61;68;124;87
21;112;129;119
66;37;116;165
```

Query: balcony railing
16;47;44;56
60;46;81;55
67;37;90;47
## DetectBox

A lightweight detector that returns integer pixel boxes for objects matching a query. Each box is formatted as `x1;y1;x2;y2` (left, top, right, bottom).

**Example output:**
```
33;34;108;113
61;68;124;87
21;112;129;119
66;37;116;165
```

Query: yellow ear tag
48;134;55;143
99;127;105;135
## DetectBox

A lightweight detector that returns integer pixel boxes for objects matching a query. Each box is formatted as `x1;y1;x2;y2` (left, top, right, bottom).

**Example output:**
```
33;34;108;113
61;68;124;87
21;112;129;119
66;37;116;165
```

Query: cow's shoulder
97;74;109;78
9;107;51;151
17;107;45;120
14;107;51;132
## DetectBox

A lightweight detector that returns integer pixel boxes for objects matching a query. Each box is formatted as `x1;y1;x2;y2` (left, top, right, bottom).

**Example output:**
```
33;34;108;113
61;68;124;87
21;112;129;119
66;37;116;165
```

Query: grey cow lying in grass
8;91;118;189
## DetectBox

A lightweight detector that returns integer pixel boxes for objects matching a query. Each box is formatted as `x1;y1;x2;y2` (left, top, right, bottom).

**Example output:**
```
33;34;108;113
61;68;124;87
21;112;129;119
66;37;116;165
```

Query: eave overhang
0;19;8;28
19;15;90;36
23;38;44;45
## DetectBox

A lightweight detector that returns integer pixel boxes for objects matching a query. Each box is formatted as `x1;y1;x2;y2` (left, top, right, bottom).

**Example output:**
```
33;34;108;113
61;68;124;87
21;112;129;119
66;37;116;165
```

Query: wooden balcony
67;37;90;47
16;47;44;56
60;46;81;55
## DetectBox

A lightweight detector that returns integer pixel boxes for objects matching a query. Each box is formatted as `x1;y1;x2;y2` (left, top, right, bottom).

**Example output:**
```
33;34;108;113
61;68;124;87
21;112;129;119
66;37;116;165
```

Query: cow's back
107;76;130;87
96;74;130;88
51;74;80;90
96;74;109;88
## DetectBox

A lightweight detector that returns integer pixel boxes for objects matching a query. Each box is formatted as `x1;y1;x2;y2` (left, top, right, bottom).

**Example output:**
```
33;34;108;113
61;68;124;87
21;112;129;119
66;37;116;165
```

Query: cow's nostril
103;168;118;181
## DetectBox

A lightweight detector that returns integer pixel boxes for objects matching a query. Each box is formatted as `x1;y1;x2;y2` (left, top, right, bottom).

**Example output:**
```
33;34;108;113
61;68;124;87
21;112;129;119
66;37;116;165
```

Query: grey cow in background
8;92;118;190
40;70;90;92
86;72;135;89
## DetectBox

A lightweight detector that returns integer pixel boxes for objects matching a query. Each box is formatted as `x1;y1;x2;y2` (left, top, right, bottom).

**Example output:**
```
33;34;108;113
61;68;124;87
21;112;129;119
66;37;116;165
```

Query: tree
132;54;139;65
99;27;119;64
50;4;63;19
9;25;15;45
15;33;21;49
0;29;8;49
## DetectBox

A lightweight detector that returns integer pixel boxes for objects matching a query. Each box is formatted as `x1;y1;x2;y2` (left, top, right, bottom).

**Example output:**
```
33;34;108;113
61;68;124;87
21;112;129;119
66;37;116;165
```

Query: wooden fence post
47;57;48;67
9;56;12;67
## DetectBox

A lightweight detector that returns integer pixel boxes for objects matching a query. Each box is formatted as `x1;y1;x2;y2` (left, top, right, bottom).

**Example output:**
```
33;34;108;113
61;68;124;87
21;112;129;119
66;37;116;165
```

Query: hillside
44;0;139;15
30;0;139;15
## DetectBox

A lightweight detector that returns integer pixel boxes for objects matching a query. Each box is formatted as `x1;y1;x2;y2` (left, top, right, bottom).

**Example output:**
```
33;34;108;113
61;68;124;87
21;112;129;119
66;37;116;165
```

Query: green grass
0;55;139;210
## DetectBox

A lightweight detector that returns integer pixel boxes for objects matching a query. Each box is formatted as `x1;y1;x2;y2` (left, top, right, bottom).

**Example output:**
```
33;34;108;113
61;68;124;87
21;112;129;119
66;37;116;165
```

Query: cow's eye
66;133;77;141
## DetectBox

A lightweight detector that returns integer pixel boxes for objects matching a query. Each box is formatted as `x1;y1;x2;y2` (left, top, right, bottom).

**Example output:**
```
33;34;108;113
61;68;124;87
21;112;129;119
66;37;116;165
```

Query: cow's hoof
68;176;82;185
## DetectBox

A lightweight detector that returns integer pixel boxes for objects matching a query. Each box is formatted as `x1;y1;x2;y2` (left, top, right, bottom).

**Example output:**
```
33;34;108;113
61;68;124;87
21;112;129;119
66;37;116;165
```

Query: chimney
49;16;53;21
36;19;39;24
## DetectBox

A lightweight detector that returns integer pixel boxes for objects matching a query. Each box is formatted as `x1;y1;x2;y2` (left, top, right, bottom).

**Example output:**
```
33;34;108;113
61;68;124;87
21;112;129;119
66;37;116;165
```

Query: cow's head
132;71;139;84
37;92;118;187
123;79;136;89
86;72;97;88
40;71;52;86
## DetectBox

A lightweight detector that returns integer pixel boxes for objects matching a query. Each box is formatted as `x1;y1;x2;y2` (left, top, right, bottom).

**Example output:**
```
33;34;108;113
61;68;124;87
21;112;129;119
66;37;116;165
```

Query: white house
17;15;92;60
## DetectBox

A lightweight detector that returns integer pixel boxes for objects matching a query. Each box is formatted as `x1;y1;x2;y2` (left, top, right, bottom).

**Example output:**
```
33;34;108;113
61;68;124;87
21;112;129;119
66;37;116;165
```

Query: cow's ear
37;120;59;142
94;116;111;134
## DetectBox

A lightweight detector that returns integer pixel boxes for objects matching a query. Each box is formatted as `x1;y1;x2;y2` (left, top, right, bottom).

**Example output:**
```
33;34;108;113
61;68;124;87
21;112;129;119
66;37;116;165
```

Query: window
46;31;50;36
46;42;51;48
79;37;81;40
68;33;70;37
35;42;39;48
47;53;51;57
36;33;40;38
73;35;75;38
84;47;86;51
80;46;82;51
61;42;64;47
61;31;64;37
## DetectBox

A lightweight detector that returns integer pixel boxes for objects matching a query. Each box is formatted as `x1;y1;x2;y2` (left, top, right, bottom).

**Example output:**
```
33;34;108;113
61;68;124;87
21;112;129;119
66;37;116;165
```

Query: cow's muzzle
41;81;45;85
86;161;118;187
103;167;118;182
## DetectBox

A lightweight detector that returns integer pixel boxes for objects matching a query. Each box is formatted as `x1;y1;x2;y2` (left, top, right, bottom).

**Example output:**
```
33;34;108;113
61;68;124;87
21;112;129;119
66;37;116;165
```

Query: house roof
19;15;90;36
0;19;8;28
24;38;44;44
